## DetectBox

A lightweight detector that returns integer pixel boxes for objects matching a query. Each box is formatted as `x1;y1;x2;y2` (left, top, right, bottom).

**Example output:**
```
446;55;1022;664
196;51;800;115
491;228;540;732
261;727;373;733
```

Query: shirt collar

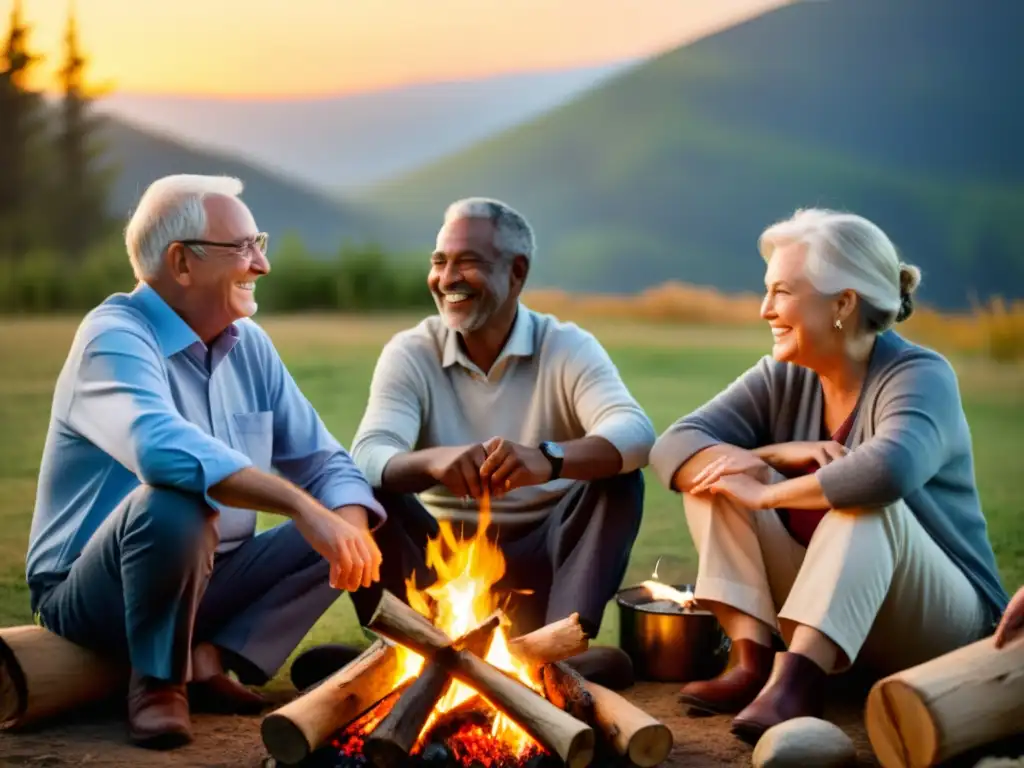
442;303;535;375
131;283;240;367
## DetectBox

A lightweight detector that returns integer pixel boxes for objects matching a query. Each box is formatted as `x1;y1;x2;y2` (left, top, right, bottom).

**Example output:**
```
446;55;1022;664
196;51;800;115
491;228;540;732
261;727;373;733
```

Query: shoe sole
729;719;767;745
129;729;193;750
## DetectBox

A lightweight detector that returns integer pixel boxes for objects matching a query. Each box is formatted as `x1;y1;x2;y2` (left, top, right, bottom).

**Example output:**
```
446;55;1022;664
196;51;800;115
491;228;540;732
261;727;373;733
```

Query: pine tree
0;0;44;259
53;2;114;260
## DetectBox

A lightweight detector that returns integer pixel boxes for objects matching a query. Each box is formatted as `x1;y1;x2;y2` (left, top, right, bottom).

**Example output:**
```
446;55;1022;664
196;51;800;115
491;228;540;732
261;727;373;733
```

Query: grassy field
1;314;1022;686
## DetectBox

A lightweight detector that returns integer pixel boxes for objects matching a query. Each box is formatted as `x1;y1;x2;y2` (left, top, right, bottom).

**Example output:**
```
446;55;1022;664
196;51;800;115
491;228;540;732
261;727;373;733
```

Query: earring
834;319;843;331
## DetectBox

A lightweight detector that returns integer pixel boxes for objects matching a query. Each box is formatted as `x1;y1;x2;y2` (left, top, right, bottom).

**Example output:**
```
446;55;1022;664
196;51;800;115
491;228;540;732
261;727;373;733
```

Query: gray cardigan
650;330;1009;624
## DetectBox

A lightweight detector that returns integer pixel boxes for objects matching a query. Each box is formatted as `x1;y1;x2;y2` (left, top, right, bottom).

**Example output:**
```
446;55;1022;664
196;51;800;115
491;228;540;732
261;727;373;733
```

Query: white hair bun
899;262;922;296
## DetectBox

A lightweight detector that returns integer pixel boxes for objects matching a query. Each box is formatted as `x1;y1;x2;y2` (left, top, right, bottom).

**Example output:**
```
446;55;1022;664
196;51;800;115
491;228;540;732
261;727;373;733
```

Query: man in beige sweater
348;197;656;639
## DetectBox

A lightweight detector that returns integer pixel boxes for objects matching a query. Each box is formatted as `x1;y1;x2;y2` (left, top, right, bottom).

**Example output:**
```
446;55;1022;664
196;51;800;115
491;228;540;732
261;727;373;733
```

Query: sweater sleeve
816;355;961;509
649;357;774;490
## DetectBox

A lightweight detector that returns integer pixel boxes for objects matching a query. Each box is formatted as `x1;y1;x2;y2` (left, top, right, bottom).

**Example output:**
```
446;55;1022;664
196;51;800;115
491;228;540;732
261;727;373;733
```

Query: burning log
261;638;400;765
540;661;672;768
541;661;595;723
0;625;127;729
363;614;501;768
865;635;1024;768
508;612;589;667
368;591;596;768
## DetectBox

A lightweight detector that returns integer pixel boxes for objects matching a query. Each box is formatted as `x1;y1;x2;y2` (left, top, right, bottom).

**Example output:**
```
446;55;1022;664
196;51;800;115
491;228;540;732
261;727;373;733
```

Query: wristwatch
538;441;564;481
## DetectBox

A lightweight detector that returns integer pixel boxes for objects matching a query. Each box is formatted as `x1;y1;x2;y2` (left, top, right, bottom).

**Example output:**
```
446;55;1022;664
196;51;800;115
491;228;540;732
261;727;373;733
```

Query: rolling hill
94;64;634;193
95;117;382;252
360;0;1024;310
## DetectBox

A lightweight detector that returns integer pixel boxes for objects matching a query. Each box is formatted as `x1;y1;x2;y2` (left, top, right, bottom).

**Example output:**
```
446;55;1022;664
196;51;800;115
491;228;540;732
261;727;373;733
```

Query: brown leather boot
678;638;775;715
730;651;827;744
127;672;192;749
188;673;269;715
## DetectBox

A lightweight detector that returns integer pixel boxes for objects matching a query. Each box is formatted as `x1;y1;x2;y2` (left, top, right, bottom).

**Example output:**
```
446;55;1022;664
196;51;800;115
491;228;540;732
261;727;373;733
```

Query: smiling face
760;241;846;367
173;194;270;334
429;216;521;333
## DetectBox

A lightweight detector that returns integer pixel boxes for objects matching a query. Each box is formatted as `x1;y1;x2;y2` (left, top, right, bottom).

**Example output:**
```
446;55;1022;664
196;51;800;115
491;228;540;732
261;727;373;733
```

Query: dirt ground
1;680;1020;768
0;681;881;768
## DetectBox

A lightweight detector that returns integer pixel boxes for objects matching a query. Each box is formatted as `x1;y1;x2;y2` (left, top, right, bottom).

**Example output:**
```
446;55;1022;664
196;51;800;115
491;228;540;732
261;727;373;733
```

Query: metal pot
616;584;729;683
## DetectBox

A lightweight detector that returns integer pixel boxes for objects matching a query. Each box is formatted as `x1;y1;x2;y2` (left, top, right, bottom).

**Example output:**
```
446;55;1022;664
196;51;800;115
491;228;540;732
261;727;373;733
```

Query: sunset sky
18;0;786;97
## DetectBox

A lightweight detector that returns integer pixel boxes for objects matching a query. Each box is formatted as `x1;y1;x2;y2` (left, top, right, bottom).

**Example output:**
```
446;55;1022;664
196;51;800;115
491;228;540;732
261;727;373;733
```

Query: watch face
543;441;564;459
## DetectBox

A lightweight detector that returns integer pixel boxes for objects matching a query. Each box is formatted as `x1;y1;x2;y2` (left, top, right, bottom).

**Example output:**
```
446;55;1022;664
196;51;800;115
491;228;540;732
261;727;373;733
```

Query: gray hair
758;208;922;331
125;174;244;280
442;197;535;261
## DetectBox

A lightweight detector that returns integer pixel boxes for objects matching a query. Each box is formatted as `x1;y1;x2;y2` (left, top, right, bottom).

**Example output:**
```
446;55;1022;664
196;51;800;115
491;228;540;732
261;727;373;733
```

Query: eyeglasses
175;232;269;259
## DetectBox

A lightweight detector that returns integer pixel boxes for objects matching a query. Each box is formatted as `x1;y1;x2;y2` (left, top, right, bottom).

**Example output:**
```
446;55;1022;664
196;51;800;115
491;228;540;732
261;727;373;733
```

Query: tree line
0;2;432;315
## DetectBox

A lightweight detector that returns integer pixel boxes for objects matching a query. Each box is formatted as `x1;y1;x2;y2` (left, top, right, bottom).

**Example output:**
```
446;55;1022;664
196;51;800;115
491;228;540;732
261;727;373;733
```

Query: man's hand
426;444;489;498
479;437;553;495
293;501;381;592
994;585;1024;649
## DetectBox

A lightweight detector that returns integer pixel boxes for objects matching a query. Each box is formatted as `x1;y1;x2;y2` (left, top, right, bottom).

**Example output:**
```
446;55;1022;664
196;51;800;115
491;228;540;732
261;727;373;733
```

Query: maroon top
775;410;856;548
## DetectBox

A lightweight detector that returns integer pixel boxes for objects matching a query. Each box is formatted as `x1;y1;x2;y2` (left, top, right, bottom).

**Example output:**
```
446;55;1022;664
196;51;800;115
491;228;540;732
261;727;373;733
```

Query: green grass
1;314;1022;688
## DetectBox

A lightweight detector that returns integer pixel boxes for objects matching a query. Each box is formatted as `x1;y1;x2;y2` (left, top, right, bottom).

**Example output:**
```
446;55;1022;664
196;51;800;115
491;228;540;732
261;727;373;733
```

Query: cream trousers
683;487;990;674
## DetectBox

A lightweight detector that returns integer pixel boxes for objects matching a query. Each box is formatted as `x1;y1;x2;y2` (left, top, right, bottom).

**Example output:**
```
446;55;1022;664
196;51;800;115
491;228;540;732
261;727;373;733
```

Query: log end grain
627;722;674;767
866;678;940;768
753;717;857;768
565;728;596;768
260;712;312;766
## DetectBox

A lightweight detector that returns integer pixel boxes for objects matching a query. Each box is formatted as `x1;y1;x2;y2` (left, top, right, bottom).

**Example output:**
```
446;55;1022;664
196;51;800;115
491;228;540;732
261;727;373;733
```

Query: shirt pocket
233;411;274;472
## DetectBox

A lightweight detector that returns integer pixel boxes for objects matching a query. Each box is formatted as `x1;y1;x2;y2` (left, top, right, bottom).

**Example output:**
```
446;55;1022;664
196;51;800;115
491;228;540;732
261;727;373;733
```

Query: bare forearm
751;444;793;470
208;466;315;518
672;444;758;492
560;436;623;481
761;473;832;510
379;447;448;494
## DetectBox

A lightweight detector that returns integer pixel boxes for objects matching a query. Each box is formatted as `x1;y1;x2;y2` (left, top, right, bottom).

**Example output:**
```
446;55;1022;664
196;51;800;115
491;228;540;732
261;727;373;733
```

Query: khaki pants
683;485;990;674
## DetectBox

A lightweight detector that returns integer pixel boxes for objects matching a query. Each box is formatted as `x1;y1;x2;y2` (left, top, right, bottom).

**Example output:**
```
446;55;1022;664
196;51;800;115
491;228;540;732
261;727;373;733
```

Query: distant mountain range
358;0;1024;310
94;64;634;193
97;117;382;253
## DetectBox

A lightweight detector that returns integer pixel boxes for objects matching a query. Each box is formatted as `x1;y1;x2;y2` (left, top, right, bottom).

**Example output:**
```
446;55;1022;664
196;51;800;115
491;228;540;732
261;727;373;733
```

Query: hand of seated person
293;501;382;592
479;436;553;496
758;441;848;473
691;450;772;495
994;585;1024;649
426;443;490;498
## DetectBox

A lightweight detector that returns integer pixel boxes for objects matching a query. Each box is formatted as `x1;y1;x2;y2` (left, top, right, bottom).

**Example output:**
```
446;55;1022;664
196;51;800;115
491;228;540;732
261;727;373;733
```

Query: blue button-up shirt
26;283;385;585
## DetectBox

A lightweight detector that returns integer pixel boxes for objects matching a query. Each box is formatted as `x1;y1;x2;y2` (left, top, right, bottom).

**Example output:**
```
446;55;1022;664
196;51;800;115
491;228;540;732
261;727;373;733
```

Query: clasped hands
428;437;554;499
689;440;847;509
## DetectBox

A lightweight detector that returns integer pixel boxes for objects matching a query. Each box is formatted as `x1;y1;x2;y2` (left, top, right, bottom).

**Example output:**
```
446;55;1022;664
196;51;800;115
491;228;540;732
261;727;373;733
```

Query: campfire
261;496;672;768
639;559;697;614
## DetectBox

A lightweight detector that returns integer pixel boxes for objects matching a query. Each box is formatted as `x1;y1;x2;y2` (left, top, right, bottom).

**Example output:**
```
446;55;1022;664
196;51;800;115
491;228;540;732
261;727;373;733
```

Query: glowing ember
395;490;545;758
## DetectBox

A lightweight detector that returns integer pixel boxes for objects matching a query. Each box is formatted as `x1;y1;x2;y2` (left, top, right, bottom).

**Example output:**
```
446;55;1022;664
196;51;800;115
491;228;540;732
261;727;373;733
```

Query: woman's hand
994;585;1024;649
705;472;770;510
757;441;848;471
690;451;769;495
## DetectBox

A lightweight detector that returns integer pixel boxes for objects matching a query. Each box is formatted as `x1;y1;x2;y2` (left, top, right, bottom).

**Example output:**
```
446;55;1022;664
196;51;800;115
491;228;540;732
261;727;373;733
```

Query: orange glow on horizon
14;0;786;98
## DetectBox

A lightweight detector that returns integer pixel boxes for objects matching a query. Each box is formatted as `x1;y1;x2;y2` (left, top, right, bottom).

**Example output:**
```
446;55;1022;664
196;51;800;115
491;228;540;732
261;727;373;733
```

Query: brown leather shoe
188;673;269;715
730;651;827;744
678;638;775;716
127;673;192;749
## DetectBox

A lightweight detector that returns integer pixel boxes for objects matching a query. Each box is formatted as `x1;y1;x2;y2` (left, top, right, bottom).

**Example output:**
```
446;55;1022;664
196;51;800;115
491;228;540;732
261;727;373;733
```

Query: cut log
364;614;500;768
865;635;1024;768
0;625;127;729
261;639;400;765
368;590;595;768
541;661;595;723
509;612;589;666
586;681;673;768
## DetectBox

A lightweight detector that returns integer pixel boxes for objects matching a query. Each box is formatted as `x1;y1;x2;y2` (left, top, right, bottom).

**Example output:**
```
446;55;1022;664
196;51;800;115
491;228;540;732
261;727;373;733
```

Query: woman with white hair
649;208;1009;743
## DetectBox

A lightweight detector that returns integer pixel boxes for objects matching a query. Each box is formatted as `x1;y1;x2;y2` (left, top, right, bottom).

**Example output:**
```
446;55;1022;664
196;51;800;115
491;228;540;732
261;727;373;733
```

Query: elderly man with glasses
24;174;385;750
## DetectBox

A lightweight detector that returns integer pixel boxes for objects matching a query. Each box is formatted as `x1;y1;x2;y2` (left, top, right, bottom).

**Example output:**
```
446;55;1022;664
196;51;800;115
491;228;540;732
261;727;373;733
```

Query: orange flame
394;490;543;756
641;557;696;608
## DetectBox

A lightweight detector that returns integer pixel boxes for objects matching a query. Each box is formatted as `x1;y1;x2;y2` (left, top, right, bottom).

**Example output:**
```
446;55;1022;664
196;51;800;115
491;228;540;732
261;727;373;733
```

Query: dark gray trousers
351;470;645;638
30;485;341;685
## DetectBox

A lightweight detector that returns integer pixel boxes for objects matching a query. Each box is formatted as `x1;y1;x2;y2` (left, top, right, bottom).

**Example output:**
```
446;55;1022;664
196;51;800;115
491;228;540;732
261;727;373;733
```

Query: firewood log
0;625;126;729
368;590;595;768
261;639;399;765
865;635;1024;768
541;661;595;723
364;614;500;768
586;681;673;767
508;612;589;666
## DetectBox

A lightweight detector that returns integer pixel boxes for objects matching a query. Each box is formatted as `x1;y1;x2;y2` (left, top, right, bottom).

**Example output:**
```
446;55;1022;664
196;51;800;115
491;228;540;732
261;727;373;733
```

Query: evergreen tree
0;0;44;259
53;3;114;260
